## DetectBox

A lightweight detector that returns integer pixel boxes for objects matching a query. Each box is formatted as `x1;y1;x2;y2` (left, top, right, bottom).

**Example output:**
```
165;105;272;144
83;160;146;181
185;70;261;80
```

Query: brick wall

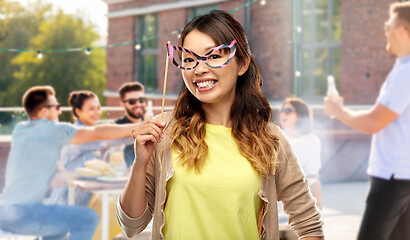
107;16;136;93
250;0;293;99
106;0;292;101
109;0;175;12
102;0;394;182
156;8;187;95
106;0;400;104
340;0;396;104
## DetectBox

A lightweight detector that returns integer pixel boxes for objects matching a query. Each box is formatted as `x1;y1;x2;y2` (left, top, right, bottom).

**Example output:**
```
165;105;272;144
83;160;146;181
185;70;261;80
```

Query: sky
14;0;108;43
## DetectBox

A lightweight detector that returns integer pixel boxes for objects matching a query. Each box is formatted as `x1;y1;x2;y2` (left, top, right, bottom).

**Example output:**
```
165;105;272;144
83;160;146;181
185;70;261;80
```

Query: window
189;5;218;21
292;0;341;101
136;14;158;92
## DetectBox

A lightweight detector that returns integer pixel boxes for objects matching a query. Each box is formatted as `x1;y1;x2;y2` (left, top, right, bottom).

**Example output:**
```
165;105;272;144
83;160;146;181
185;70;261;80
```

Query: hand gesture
131;119;167;169
323;96;344;118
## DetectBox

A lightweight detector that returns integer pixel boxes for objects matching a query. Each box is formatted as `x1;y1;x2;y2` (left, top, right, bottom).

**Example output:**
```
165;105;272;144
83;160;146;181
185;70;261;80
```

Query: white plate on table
97;176;128;183
75;174;99;181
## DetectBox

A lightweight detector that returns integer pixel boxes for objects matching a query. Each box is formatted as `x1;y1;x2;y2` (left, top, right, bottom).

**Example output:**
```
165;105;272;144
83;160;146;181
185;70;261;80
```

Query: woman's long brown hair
171;10;279;175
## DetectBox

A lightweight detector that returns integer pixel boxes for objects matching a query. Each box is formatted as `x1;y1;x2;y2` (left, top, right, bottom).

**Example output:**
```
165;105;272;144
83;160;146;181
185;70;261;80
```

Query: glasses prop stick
161;41;171;121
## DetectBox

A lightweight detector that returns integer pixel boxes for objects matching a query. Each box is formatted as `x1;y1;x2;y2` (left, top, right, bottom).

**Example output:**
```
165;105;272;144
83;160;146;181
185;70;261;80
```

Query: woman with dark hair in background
49;90;106;206
279;97;322;209
48;90;124;240
117;10;324;240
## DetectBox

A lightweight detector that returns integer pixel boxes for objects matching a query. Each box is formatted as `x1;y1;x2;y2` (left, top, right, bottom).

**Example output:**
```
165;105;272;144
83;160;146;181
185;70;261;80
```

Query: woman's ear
238;57;250;76
74;107;81;118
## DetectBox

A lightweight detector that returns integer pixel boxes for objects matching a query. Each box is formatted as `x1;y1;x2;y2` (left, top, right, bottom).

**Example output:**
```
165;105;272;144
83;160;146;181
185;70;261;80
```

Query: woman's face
181;30;247;108
279;102;298;130
76;97;102;126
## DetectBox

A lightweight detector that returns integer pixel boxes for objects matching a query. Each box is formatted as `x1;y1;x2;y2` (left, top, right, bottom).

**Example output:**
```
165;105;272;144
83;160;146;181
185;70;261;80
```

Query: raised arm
324;97;398;134
115;119;166;238
119;119;166;218
69;123;137;144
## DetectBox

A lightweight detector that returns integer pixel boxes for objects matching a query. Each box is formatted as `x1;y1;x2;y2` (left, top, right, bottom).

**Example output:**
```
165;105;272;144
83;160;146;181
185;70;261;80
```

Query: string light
135;44;141;50
85;47;91;55
172;30;181;39
295;26;302;33
260;0;266;5
37;50;43;59
295;71;301;77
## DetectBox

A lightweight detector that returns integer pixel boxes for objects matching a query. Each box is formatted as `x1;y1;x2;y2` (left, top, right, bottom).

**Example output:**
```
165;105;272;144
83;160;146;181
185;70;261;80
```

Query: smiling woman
118;10;324;240
68;91;102;126
48;90;124;240
279;97;322;210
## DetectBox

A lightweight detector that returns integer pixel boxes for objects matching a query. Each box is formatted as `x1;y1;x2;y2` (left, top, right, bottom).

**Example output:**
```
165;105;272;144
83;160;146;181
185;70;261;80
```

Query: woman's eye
183;58;195;63
209;54;221;60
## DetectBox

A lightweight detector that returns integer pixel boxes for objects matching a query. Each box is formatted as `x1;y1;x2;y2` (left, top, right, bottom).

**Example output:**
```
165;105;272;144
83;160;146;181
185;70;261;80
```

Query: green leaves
0;0;106;117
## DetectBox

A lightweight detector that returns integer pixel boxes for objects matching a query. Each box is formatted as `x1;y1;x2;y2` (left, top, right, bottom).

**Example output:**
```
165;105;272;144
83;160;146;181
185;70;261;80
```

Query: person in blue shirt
0;86;137;240
48;90;124;206
48;90;126;240
324;2;410;239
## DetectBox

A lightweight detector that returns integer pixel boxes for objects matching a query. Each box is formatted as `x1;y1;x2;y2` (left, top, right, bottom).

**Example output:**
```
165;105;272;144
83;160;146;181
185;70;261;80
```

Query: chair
0;229;43;240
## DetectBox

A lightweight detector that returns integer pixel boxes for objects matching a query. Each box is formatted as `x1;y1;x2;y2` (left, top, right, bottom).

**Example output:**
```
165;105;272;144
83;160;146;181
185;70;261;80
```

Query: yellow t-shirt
163;124;262;240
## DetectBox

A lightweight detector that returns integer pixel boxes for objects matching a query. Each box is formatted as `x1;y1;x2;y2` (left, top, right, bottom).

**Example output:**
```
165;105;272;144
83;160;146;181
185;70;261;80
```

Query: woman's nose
194;60;209;75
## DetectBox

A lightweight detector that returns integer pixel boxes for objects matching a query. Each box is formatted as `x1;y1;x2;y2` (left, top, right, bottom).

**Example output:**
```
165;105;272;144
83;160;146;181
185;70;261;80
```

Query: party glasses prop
160;41;171;121
166;40;237;70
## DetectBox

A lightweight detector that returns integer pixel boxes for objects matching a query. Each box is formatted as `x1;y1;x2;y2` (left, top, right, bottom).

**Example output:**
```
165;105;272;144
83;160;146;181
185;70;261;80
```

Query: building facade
103;0;293;109
103;0;397;106
102;0;401;182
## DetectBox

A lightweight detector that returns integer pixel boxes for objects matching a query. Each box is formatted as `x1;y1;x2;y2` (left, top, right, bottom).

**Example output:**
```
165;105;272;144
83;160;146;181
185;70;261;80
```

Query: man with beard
115;82;147;168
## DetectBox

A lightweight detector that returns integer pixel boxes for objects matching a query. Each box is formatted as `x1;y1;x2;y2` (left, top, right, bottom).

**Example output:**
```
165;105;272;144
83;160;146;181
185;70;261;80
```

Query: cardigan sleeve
116;133;158;238
273;125;324;238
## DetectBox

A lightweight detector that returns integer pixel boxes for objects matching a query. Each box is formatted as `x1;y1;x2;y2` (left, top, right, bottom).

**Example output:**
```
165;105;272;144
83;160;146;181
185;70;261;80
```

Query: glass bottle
145;100;154;120
327;75;339;99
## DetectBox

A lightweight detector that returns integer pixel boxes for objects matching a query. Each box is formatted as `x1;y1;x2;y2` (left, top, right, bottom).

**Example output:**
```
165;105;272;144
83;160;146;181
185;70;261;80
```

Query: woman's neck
283;128;301;138
202;102;233;128
77;119;93;127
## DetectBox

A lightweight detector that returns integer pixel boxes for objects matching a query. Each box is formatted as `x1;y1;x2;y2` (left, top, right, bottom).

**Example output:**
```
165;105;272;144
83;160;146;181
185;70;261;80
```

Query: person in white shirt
279;97;322;209
324;2;410;239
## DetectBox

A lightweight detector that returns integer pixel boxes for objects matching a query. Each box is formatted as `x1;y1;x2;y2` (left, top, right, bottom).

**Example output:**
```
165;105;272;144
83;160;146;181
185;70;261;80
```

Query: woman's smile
194;79;218;92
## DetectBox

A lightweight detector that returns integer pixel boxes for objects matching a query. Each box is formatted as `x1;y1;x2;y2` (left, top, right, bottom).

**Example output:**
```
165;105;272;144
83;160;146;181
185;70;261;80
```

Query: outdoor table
67;177;127;240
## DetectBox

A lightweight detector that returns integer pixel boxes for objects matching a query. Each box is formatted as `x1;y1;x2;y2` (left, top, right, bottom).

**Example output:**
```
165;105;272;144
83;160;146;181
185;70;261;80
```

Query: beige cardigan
116;112;324;240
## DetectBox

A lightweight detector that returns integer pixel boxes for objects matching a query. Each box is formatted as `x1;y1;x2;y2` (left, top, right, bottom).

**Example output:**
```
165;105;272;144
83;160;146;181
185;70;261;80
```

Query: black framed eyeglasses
46;104;61;111
123;97;146;105
280;108;294;115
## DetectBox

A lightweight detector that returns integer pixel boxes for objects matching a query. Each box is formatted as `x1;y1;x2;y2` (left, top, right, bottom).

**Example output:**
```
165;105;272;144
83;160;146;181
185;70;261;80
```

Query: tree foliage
0;0;106;109
0;0;51;105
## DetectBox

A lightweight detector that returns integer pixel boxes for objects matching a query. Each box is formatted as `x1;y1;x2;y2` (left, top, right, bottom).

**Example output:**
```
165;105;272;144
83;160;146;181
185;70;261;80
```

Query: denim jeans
0;203;99;240
357;176;410;240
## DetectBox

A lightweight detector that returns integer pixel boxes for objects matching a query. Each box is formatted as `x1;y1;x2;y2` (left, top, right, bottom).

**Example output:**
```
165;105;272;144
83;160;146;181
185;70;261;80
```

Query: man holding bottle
324;2;410;239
